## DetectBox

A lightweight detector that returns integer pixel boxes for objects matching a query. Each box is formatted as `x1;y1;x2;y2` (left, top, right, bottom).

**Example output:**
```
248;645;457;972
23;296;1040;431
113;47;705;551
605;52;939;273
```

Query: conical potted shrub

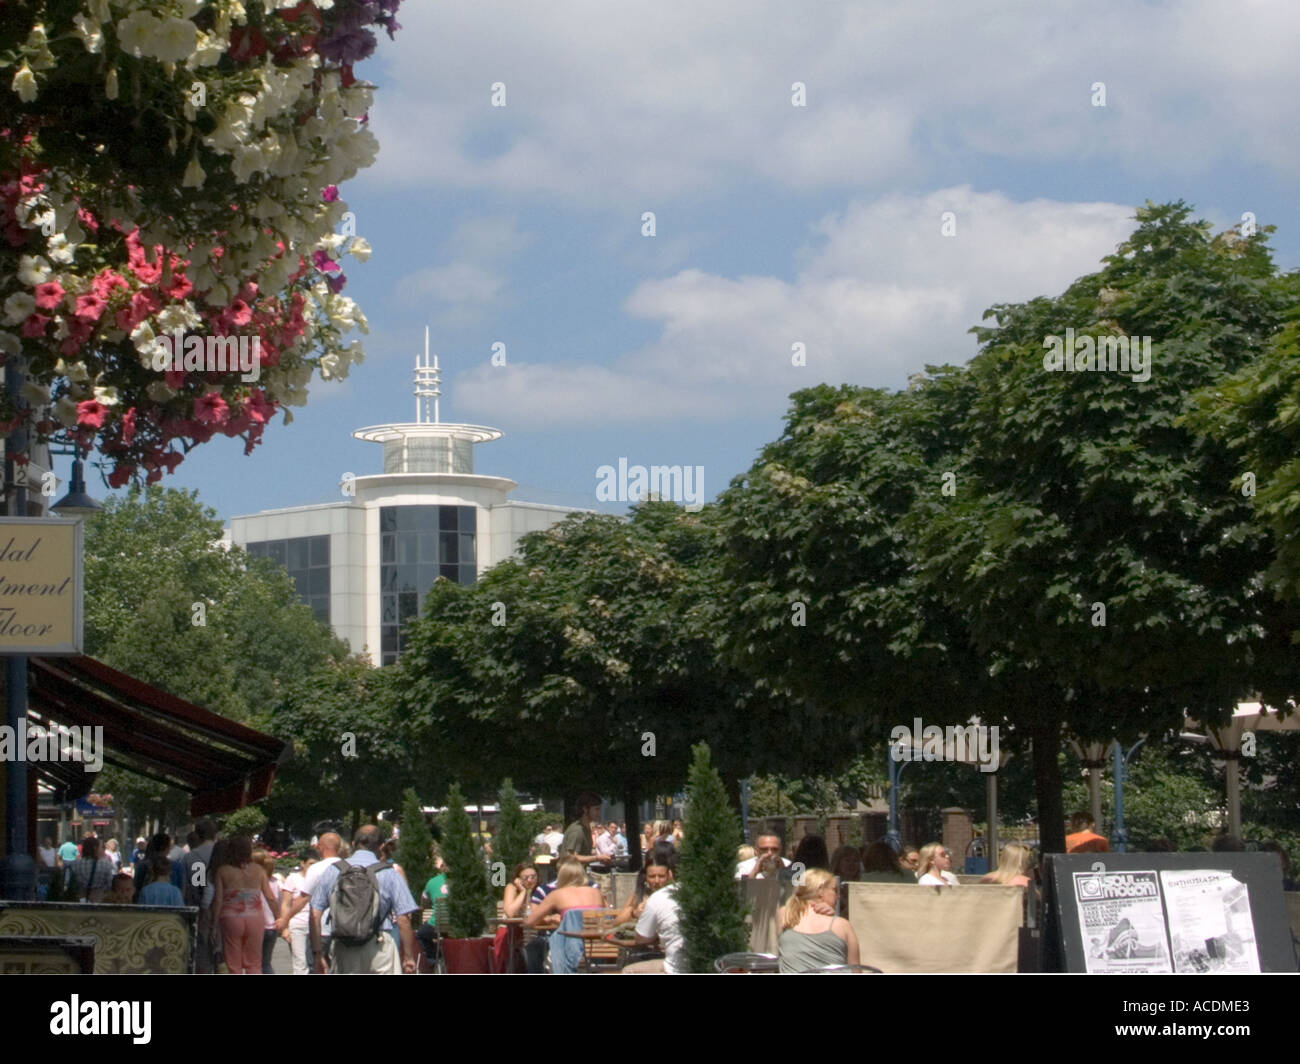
677;743;751;972
440;782;494;973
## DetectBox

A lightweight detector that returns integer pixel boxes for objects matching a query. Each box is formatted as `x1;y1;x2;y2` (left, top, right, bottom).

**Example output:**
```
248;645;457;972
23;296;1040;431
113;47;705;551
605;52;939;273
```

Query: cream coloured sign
0;518;83;653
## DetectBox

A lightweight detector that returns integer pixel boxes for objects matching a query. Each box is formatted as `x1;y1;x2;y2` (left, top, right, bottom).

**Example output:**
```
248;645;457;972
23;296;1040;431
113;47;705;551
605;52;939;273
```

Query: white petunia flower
72;14;104;53
150;16;199;64
17;255;51;287
20;380;49;407
53;396;80;428
3;292;36;324
182;153;206;189
155;302;200;332
46;234;75;265
0;331;21;358
12;64;37;104
94;385;119;406
116;11;159;58
348;237;371;262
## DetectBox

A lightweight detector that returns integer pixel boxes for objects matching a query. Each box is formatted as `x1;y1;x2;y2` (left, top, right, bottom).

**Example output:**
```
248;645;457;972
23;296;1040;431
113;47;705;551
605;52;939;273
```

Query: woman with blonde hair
916;842;959;886
525;856;604;973
778;868;860;973
981;843;1032;887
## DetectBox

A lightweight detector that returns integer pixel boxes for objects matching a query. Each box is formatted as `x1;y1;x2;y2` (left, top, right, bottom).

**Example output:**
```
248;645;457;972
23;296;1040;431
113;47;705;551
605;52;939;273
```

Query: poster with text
1161;868;1261;974
1073;869;1173;974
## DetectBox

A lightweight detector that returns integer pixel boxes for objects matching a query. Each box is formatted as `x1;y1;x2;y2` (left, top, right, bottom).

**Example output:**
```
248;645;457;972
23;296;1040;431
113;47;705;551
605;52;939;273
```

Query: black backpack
329;859;392;946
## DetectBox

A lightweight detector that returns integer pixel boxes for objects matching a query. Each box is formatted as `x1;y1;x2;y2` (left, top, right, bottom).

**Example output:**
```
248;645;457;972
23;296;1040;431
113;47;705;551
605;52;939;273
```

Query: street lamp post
885;742;910;851
1112;737;1146;853
0;358;33;899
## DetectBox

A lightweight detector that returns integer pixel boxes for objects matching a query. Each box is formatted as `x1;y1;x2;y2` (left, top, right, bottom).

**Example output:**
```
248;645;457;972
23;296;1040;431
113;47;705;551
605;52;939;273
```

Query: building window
380;504;476;665
247;535;330;624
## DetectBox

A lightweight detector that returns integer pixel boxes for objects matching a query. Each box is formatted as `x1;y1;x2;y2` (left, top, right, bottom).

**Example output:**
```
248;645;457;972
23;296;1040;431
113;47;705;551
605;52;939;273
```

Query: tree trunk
1030;709;1066;854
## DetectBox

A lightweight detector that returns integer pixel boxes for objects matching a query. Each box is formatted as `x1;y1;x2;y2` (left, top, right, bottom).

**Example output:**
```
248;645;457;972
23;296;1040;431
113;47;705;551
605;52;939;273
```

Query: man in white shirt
627;854;685;973
543;825;564;856
736;834;790;879
595;823;619;860
280;833;343;965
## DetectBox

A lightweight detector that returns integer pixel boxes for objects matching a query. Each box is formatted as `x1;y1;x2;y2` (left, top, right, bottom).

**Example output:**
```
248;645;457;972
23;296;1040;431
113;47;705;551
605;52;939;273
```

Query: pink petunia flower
245;389;274;424
193;392;229;425
74;292;106;323
312;250;340;273
322;185;339;202
76;400;108;430
33;280;65;310
120;407;137;447
21;313;50;337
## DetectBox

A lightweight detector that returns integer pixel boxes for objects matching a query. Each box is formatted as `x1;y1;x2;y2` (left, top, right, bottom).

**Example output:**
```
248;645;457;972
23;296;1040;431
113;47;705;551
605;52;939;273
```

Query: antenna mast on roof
414;326;441;424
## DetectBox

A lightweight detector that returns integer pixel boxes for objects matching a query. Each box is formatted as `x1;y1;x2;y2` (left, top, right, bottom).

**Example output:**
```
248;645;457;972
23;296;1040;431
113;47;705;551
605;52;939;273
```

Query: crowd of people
36;802;1295;975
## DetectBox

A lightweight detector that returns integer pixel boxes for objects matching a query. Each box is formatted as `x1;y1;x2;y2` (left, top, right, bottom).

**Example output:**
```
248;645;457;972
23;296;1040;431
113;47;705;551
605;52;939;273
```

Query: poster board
1041;852;1295;973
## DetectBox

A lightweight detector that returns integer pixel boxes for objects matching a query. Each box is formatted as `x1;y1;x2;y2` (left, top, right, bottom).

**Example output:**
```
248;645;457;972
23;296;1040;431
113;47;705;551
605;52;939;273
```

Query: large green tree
717;203;1300;854
910;202;1300;850
262;658;410;837
395;502;795;811
1184;306;1300;603
83;485;347;827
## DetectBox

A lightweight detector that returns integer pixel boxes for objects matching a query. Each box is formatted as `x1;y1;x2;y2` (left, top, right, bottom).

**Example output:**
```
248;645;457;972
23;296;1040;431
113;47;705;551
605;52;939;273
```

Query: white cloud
451;188;1137;427
363;0;1300;206
395;263;502;306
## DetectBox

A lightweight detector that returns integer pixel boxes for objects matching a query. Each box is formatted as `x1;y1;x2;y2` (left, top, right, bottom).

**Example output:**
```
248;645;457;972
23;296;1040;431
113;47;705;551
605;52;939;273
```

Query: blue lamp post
885;741;910;852
1111;737;1146;853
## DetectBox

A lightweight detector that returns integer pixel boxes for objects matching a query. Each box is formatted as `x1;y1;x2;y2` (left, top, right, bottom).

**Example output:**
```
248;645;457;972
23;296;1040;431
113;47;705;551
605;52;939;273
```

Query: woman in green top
778;868;861;973
415;858;449;965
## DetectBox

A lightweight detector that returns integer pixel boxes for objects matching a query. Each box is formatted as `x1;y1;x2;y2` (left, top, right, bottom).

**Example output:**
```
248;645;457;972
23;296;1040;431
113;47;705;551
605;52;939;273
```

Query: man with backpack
309;825;419;974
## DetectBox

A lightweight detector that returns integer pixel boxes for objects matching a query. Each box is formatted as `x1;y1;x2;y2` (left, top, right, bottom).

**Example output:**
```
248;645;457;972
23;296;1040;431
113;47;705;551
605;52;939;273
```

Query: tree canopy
394;501;798;798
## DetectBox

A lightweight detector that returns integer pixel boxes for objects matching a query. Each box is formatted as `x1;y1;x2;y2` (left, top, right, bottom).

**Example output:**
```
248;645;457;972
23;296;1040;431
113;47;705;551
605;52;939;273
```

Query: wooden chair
581;908;623;972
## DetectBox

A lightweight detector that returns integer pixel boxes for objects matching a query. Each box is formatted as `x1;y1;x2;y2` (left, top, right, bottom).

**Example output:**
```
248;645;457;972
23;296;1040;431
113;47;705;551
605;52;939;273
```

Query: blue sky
141;1;1300;525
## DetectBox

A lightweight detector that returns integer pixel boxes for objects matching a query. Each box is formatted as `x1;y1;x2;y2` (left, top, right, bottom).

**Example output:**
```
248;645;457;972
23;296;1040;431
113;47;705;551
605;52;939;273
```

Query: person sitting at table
916;843;960;886
859;841;912;883
524;856;604;973
612;847;674;926
503;862;539;917
778;868;861;973
980;843;1032;887
623;850;684;973
493;862;539;972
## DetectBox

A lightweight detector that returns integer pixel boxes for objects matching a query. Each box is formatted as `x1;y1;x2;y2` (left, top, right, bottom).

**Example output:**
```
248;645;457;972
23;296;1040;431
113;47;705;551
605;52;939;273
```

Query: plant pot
442;936;493;973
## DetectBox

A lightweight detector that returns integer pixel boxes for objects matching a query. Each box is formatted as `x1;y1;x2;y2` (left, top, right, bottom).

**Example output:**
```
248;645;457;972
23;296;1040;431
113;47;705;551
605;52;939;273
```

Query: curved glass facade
380;504;477;665
382;436;474;474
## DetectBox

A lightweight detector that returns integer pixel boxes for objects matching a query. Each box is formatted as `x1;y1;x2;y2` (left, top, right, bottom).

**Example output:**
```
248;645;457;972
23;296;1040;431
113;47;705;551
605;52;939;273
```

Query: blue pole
1112;740;1126;854
886;744;910;851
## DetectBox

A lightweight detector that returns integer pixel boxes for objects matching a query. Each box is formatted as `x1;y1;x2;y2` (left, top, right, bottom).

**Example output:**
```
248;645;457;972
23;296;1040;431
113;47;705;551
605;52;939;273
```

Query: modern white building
227;335;588;665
